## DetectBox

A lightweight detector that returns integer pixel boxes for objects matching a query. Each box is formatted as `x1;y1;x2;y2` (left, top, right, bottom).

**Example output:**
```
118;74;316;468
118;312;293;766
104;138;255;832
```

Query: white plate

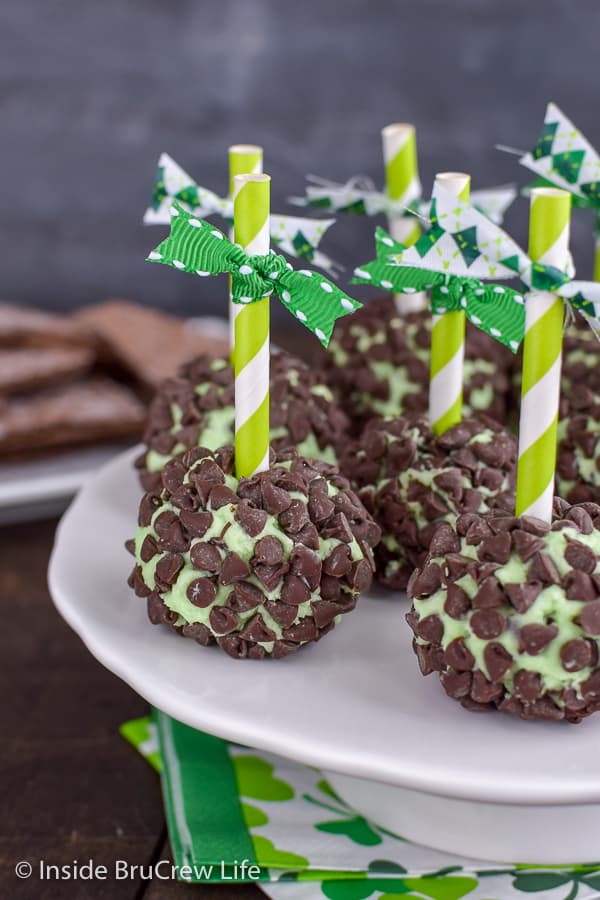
0;444;133;524
48;447;600;862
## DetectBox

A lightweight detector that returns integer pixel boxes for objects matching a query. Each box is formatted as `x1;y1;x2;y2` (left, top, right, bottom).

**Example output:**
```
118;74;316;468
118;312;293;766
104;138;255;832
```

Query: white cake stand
48;447;600;864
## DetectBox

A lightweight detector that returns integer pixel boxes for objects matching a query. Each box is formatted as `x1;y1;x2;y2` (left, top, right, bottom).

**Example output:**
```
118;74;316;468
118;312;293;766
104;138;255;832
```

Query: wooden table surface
0;519;265;900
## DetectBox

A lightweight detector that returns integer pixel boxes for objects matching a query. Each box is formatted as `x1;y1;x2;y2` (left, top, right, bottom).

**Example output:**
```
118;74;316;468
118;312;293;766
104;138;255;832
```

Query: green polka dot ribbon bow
290;173;516;225
147;203;361;347
353;182;600;350
144;153;340;275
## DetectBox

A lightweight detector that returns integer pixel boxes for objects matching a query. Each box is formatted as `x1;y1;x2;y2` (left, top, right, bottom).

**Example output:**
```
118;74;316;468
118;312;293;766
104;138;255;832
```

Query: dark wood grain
0;518;262;898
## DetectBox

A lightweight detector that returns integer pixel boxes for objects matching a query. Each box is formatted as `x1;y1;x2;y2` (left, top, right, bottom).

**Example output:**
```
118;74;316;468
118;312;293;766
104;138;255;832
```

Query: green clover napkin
121;714;600;899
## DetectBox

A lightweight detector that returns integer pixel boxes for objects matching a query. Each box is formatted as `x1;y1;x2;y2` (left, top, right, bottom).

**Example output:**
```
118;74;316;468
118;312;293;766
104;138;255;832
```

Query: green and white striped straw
429;171;470;435
516;187;571;523
233;173;271;478
594;220;600;282
228;145;263;356
381;123;424;313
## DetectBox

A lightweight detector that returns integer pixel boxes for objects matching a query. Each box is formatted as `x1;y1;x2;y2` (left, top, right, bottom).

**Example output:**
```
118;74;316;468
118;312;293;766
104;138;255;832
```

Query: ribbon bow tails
519;103;600;210
147;204;361;347
144;154;339;274
291;174;516;226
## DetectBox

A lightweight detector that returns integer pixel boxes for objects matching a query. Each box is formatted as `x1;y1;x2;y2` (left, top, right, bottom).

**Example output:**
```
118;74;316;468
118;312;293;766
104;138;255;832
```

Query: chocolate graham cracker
0;346;95;395
76;300;229;391
0;302;96;349
0;377;146;456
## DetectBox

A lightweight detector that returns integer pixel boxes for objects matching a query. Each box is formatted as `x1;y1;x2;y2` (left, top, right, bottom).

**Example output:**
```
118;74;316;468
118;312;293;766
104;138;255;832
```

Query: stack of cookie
0;299;228;460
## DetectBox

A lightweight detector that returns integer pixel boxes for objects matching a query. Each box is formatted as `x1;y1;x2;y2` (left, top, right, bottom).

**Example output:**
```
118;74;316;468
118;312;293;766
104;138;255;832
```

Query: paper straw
516;188;571;522
228;145;263;356
594;218;600;282
233;173;271;478
429;172;470;435
381;123;425;313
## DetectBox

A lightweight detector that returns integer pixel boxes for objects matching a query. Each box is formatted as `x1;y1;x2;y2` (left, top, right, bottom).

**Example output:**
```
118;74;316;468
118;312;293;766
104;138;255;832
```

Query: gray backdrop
4;0;600;325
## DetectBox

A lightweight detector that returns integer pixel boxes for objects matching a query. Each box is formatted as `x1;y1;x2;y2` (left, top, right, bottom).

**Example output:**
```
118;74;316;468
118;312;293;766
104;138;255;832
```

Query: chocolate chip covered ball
319;297;512;434
341;415;516;590
136;351;350;493
129;445;381;660
556;388;600;504
407;500;600;723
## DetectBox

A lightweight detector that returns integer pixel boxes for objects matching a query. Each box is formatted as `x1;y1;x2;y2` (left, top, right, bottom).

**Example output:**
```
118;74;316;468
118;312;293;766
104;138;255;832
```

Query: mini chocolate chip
154;512;189;552
187;578;217;607
321;512;353;543
296;522;320;550
444;637;475;671
320;575;341;600
514;669;543;702
519;515;550;536
191;458;224;485
504;581;542;613
240;614;277;643
581;670;600;700
462;488;483;512
124;538;135;556
444;583;471;619
281;574;311;605
408;563;442;598
190;542;221;572
227;582;264;613
471;671;504;704
429;522;461;556
311;599;341;628
209;484;238;509
161;458;187;493
132;565;151;598
138;493;161;527
323;544;352;577
441;669;472;699
484;642;513;681
147;592;177;625
456;513;480;536
470;609;507;640
307;491;336;524
278;499;309;534
218;633;247;659
561;639;594;672
437;422;472;449
254;562;289;591
348;558;372;592
290;545;321;590
255;535;285;566
209;605;239;635
566;506;594;534
219;552;251;585
282;618;318;643
235;500;268;537
140;535;159;563
170;485;199;511
415;614;443;643
433;469;464;503
155;553;184;586
261;480;292;514
179;509;213;538
472;576;505;609
512;530;545;562
528;552;561;585
519;623;559;655
414;640;444;675
181;622;213;645
478;532;512;564
578;601;600;635
264;599;298;627
465;519;493;546
565;539;597;574
443;554;471;583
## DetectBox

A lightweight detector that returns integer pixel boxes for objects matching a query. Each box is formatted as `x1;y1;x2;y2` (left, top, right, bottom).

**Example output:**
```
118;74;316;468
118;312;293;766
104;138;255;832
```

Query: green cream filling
135;458;364;648
414;525;600;699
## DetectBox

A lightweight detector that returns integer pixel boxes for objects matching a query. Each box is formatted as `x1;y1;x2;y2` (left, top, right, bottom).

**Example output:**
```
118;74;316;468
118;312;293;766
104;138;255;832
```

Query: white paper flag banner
145;153;339;274
372;182;600;331
290;173;516;225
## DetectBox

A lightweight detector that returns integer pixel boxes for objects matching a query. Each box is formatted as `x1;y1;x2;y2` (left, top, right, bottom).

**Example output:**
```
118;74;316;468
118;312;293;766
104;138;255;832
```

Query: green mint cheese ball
340;415;517;591
136;351;350;493
407;501;600;723
129;445;381;660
